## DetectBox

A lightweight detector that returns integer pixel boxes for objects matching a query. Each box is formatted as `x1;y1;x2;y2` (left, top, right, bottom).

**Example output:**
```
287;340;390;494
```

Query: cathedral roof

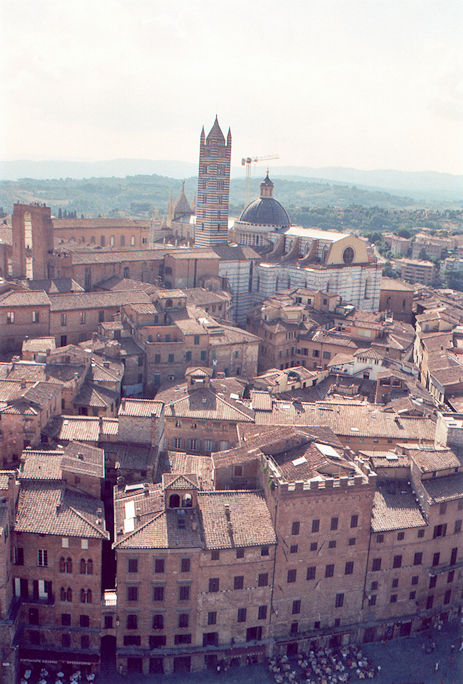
173;183;193;220
240;197;290;228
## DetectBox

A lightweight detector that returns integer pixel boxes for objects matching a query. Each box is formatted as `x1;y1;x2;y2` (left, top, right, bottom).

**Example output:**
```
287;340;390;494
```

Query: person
459;638;463;652
434;661;439;671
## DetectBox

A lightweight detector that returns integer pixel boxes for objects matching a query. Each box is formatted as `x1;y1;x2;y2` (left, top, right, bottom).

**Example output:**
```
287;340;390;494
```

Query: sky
1;0;462;173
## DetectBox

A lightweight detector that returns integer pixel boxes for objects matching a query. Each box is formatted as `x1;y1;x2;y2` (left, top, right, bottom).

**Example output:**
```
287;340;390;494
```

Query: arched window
59;557;66;573
66;557;72;574
86;559;93;575
80;589;86;603
66;587;72;602
182;494;192;508
169;494;180;509
60;587;66;601
86;589;92;604
80;559;86;575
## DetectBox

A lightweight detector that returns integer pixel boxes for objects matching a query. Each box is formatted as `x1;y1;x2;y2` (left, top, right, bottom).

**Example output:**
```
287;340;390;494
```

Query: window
312;519;320;533
417;529;425;538
154;558;165;573
455;520;462;534
152;614;164;630
81;635;90;649
178;613;189;628
127;586;138;602
429;575;437;589
348;537;356;546
372;558;382;572
6;311;14;324
368;595;377;606
207;611;217;625
60;587;72;602
312;349;320;357
433;524;447;539
450;547;458;565
181;558;190;573
32;311;39;323
290;622;298;635
376;534;384;543
179;585;190;601
80;615;89;627
62;633;71;648
432;552;440;567
411;576;419;586
168;353;174;363
60;313;67;327
290;544;298;554
130;235;135;246
208;578;219;593
397;532;405;541
444;589;451;605
287;569;296;584
61;613;71;626
306;566;316;580
153;586;164;601
236;548;244;559
37;549;48;567
125;635;141;646
194;335;200;345
261;546;269;557
185;350;192;362
310;542;318;551
390;594;398;604
80;589;92;604
237;608;247;622
325;564;334;578
258;605;267;620
330;517;338;531
328;540;336;549
211;550;220;561
290;599;300;615
439;502;447;515
174;634;191;645
426;595;434;610
81;539;88;550
14;547;24;565
371;581;378;591
291;521;300;535
128;558;138;573
345;561;354;575
413;552;422;566
392;578;399;589
335;593;344;608
258;573;268;587
126;614;138;630
409;591;416;600
447;570;455;584
234;576;244;590
200;350;207;361
350;514;358;528
393;555;402;569
80;559;93;575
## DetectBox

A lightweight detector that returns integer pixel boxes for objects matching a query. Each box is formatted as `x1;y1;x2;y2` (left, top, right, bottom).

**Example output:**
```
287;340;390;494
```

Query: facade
195;118;231;248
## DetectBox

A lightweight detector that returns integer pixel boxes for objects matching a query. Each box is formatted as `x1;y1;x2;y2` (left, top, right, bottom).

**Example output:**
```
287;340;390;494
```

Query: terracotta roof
118;399;164;418
372;486;426;532
159;452;213;490
0;290;50;307
50;416;101;443
422;473;463;503
49;291;150;311
163;388;254;422
102;442;154;471
162;473;199;490
15;482;108;539
22;337;56;353
113;505;202;550
197;490;276;550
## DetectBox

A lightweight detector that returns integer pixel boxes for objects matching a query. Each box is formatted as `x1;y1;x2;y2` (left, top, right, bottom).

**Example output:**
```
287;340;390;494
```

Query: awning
19;648;99;664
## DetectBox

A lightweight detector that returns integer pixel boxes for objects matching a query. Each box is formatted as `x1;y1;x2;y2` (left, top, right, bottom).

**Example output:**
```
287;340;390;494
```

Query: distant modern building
195;117;231;248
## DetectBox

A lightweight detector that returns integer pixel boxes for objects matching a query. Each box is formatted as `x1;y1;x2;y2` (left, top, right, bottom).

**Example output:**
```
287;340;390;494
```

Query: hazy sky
1;0;462;173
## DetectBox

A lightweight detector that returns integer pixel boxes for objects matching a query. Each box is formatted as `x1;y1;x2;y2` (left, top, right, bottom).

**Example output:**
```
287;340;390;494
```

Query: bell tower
195;116;231;247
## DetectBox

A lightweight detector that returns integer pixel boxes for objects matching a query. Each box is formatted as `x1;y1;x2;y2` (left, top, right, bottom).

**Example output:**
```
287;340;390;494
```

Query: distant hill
0;174;422;219
1;159;463;204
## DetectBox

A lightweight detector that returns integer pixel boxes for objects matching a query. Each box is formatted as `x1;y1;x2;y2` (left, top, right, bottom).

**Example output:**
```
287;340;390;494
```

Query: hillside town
0;118;463;683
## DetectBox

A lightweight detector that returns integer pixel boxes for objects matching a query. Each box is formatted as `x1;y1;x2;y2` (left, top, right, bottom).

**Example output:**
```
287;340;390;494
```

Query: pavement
94;620;463;684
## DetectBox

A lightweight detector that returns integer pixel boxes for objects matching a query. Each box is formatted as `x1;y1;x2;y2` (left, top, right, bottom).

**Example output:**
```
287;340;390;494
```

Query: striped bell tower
195;116;231;247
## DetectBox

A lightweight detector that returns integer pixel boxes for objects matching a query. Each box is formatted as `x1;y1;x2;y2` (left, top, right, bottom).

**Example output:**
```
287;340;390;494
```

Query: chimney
224;503;230;521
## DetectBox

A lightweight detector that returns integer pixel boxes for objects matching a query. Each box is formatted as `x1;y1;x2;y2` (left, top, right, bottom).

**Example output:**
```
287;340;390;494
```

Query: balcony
103;589;117;607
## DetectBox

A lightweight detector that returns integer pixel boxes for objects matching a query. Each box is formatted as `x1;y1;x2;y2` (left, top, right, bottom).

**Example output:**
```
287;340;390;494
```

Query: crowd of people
267;645;380;683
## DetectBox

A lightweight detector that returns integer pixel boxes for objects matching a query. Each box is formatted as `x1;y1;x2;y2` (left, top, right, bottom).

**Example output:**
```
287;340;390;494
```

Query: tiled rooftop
372;485;426;532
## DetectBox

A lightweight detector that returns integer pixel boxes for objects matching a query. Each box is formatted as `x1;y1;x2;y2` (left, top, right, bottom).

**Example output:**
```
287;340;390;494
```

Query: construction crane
241;154;279;209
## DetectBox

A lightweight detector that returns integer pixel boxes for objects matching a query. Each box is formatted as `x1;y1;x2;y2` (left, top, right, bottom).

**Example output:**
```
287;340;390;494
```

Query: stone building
11;203;54;280
195;117;231;248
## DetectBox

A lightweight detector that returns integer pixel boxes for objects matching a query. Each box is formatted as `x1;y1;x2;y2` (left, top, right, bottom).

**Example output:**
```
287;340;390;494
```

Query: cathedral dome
239;174;290;228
